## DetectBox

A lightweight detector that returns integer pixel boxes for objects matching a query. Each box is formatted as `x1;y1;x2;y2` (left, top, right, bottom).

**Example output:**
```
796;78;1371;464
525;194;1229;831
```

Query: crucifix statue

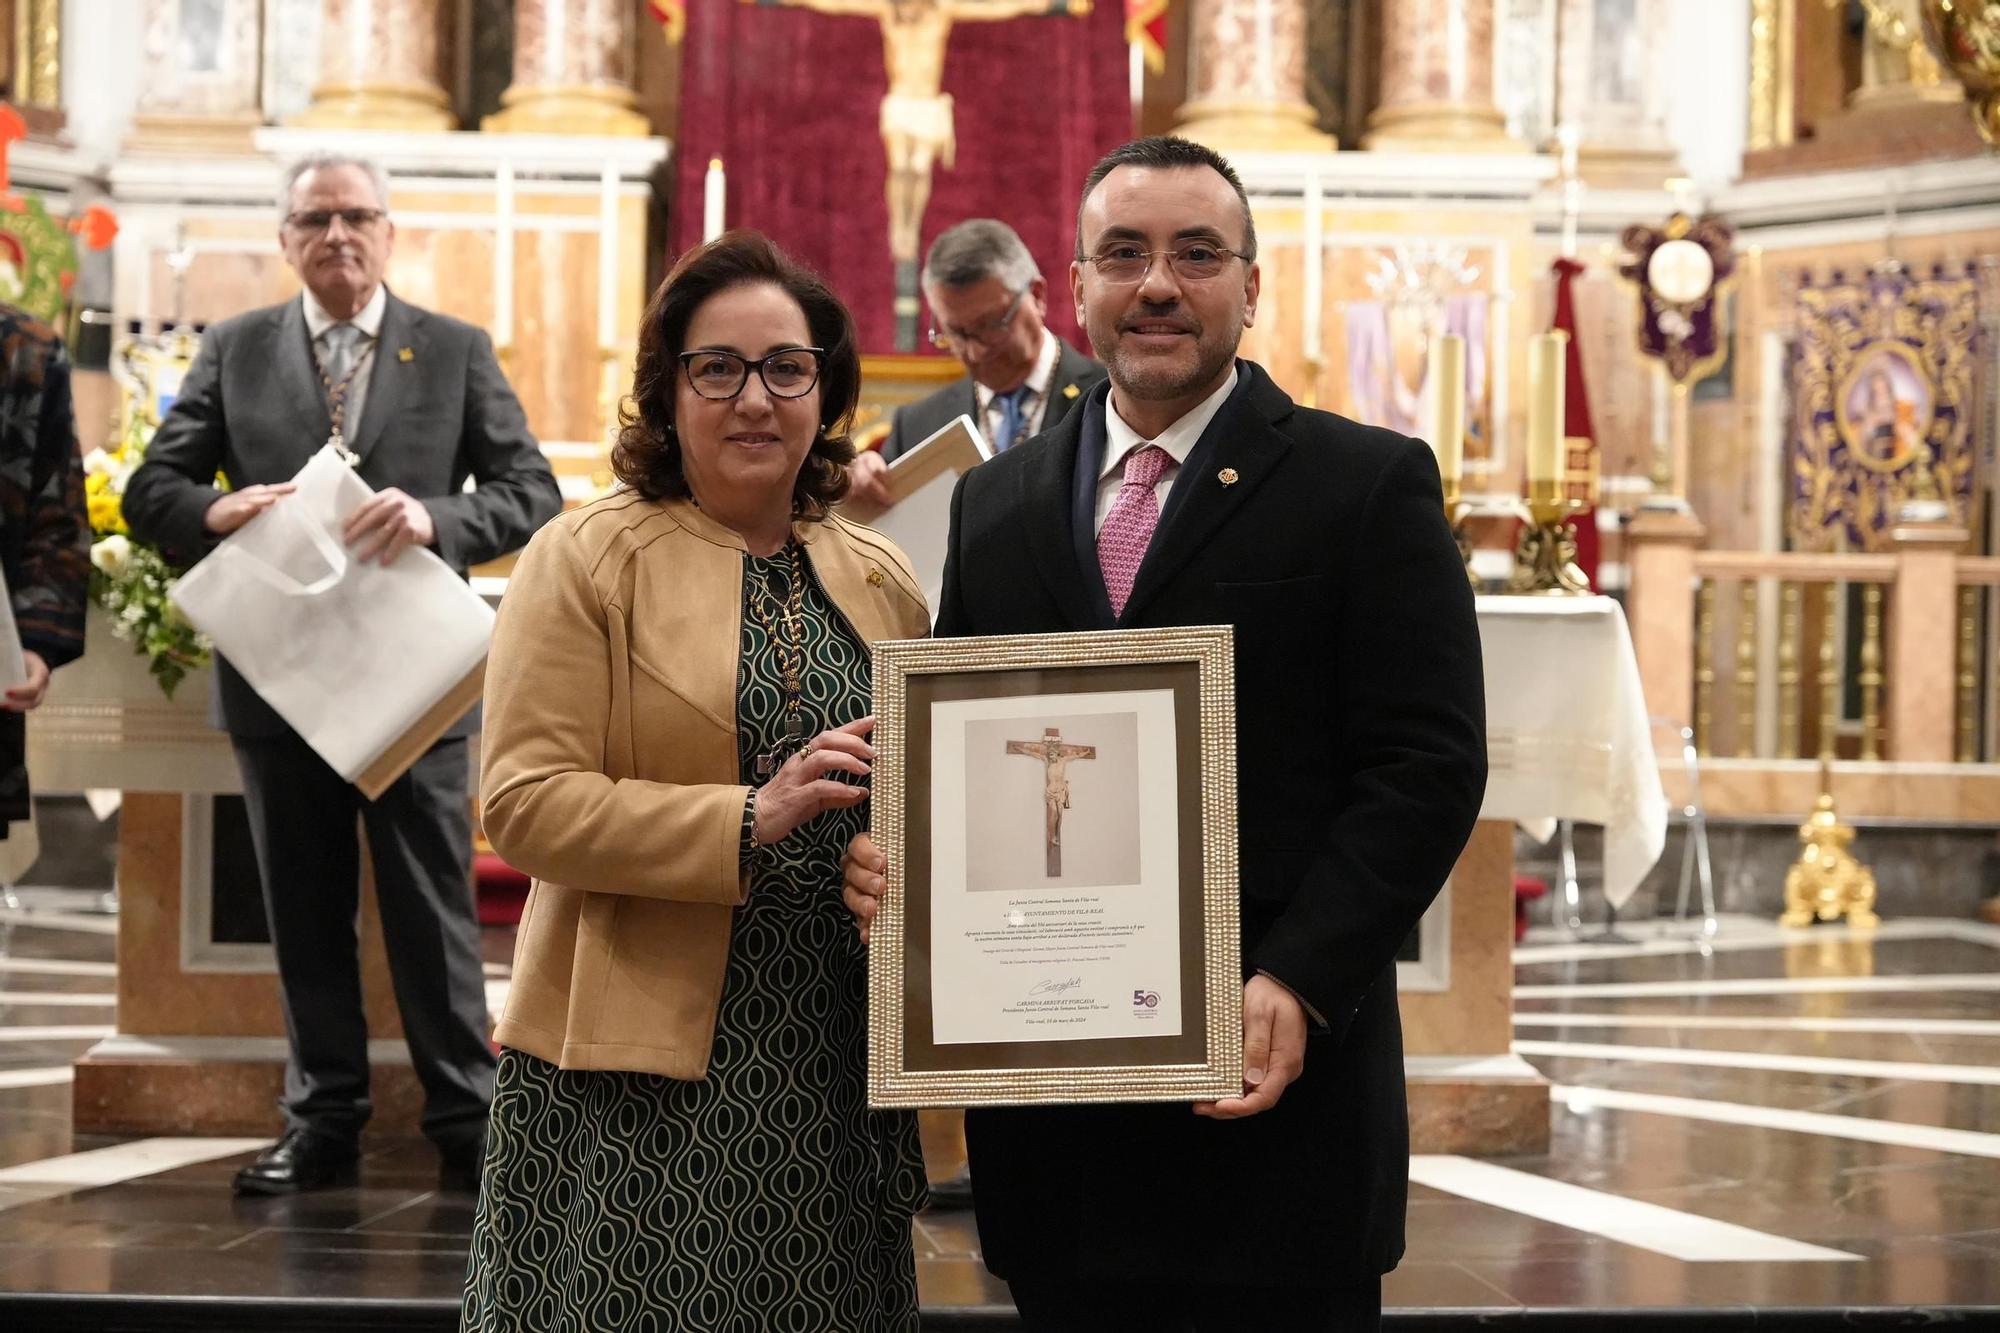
1005;726;1096;877
761;0;1092;348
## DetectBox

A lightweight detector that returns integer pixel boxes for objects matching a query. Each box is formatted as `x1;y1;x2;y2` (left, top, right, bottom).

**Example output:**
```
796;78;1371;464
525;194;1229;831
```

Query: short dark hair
1073;136;1257;263
612;230;859;517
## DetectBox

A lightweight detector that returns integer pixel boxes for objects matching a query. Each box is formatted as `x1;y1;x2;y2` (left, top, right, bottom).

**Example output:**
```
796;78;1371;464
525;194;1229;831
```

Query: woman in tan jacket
461;232;931;1332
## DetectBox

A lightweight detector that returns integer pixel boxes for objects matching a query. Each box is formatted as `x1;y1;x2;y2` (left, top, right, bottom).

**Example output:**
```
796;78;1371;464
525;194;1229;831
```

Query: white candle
1432;333;1465;486
1301;174;1323;365
1526;330;1568;488
495;160;515;350
598;164;617;350
703;157;726;243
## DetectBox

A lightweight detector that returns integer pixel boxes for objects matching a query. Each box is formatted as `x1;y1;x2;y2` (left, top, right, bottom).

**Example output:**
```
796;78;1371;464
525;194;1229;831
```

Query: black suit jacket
123;291;562;740
880;339;1105;462
944;362;1487;1287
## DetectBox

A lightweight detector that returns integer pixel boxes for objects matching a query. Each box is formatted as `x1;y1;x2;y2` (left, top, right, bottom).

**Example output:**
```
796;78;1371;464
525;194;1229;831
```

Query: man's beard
1094;312;1241;403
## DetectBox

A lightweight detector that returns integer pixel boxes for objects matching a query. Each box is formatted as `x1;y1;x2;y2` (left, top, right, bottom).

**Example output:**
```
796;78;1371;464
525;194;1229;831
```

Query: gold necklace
747;542;808;780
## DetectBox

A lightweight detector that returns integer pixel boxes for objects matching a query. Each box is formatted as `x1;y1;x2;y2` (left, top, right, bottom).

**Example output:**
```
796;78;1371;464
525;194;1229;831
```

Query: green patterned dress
461;543;926;1333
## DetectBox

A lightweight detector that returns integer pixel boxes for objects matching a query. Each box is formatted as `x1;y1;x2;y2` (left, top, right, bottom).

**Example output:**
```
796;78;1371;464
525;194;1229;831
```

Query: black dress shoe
925;1162;974;1211
437;1134;486;1193
232;1128;359;1196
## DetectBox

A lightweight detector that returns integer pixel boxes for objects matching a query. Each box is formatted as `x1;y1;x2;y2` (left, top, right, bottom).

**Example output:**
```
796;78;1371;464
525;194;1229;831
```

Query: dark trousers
232;731;495;1150
1009;1277;1382;1333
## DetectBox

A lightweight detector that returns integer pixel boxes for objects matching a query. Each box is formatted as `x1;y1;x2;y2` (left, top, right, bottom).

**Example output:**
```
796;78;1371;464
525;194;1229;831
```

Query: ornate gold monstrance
1779;769;1880;929
759;0;1092;349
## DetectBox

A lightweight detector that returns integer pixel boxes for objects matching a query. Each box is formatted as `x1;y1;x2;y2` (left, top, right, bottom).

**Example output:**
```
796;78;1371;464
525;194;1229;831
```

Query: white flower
83;447;112;477
90;534;133;578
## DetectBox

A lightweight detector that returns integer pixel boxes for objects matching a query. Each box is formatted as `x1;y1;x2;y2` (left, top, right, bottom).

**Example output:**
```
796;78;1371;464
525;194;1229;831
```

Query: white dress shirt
973;328;1062;449
302;283;388;438
1093;367;1238;535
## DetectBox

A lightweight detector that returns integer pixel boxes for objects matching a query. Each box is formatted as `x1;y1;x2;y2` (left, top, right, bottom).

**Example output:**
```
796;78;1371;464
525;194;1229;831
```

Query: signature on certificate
1027;976;1083;998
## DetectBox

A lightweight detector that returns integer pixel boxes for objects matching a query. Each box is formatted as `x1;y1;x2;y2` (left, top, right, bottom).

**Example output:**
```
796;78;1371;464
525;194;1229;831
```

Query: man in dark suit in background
124;153;561;1196
847;218;1104;511
845;137;1487;1328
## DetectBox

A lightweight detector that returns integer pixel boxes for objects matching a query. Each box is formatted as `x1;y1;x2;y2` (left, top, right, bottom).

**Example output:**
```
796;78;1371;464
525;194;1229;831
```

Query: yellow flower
87;492;127;536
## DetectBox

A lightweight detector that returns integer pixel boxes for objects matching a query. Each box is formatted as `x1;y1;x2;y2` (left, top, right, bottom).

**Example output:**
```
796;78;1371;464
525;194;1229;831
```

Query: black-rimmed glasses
286;208;388;233
1077;242;1248;285
928;288;1027;351
678;347;826;400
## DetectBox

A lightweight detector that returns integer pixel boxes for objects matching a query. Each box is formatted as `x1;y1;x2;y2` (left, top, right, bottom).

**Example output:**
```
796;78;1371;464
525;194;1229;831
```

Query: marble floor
1;898;1998;1328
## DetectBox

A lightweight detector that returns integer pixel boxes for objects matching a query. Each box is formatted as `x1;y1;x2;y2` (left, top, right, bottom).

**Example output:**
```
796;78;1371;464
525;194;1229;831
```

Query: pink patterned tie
1098;444;1171;618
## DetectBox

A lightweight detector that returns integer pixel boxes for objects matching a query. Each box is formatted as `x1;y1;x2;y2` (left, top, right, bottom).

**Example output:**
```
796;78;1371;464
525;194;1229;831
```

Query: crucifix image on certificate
1006;727;1096;876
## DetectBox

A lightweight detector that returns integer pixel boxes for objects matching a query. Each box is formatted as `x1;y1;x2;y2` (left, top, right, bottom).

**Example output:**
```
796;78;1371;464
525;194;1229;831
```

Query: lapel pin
1218;467;1239;486
1062;383;1081;400
397;346;415;362
867;567;885;587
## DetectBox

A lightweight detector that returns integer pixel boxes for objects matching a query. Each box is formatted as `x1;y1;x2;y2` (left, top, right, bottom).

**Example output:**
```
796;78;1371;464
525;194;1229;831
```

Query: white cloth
1476;595;1667;909
974;329;1061;445
303;284;386;434
1095;367;1237;535
170;445;493;785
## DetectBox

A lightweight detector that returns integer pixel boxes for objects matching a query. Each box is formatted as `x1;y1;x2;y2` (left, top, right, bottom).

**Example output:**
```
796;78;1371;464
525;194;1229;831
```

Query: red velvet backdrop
673;1;1130;354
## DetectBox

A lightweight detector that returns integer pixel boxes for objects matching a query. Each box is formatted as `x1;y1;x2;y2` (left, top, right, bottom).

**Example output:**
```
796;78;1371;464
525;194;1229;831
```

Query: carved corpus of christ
763;0;1093;265
1005;726;1096;877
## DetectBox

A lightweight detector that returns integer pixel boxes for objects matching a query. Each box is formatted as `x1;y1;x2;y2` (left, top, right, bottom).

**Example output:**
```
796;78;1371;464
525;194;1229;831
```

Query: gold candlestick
1506;483;1592;595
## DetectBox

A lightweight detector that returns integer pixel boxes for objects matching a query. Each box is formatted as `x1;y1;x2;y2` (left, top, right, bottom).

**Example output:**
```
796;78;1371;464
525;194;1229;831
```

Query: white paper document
927;687;1183;1046
0;567;25;691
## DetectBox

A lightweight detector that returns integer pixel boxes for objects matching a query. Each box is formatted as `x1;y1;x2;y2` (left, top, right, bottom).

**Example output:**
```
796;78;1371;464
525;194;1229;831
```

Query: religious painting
1789;264;1979;552
140;0;263;116
1836;342;1934;473
1344;292;1492;459
867;626;1241;1108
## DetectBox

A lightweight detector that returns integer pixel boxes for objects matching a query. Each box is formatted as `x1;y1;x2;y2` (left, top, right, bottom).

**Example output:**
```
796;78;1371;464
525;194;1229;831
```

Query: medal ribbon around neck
317;334;378;463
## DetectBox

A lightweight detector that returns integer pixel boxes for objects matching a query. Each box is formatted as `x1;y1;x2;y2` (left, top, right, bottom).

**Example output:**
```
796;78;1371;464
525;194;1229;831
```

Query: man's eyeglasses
928;288;1027;352
286;208;388;233
1078;242;1248;285
678;347;826;400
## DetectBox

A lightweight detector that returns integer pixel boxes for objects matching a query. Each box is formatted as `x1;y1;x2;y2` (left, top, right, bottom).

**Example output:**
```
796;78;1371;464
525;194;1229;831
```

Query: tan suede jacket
480;492;929;1079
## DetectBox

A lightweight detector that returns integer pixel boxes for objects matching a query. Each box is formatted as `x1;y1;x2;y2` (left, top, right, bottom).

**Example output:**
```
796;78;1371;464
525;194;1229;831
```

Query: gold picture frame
867;625;1242;1109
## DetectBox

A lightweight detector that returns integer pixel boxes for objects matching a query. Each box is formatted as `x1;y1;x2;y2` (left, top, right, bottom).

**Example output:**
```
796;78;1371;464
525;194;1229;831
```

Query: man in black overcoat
844;136;1487;1328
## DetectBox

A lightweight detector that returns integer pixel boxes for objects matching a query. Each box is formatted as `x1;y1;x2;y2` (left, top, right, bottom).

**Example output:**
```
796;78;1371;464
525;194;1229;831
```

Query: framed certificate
868;626;1242;1108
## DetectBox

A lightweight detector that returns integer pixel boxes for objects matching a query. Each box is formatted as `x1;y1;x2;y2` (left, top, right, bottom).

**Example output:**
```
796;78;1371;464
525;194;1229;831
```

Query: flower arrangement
86;338;213;699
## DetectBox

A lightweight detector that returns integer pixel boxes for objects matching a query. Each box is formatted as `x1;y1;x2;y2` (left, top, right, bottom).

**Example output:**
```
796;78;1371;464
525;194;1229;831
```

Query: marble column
1364;0;1516;150
1557;0;1680;186
291;0;452;132
1173;0;1335;153
126;0;265;154
485;0;646;135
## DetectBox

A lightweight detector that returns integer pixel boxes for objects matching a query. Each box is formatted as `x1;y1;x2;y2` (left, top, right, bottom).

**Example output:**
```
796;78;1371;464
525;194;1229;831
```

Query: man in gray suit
848;219;1104;511
124;153;561;1195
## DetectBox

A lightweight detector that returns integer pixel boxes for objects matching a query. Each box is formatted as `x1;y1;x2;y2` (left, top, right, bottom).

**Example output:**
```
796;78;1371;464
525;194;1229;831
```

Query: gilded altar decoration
1787;263;1978;551
1779;776;1879;929
1618;211;1736;385
1919;0;2000;143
